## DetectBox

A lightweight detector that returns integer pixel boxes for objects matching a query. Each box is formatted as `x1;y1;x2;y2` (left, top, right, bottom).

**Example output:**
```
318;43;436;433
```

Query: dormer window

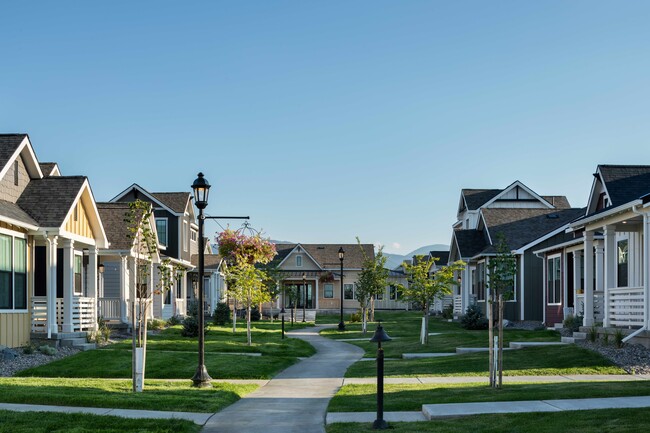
296;255;303;267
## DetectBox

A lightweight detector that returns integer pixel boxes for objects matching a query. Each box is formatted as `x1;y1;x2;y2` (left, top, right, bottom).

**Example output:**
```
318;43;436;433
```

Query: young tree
355;238;389;333
217;228;276;345
124;200;175;392
397;256;465;344
486;233;517;388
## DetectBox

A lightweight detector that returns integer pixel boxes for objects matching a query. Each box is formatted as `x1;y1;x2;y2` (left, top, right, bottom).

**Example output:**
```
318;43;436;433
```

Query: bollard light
370;321;391;429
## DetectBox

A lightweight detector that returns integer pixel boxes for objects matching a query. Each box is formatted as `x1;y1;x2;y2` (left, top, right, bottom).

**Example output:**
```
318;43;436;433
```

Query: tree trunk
232;299;237;333
488;294;494;388
423;309;430;345
362;306;367;334
247;305;252;346
370;296;375;322
131;298;136;392
141;300;149;391
498;294;504;388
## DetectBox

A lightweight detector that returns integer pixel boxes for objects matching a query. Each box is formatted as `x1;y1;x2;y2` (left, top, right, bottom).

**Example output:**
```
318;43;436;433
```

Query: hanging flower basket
320;271;335;283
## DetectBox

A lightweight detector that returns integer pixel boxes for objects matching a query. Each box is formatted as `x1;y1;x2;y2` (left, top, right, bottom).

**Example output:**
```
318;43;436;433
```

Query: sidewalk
326;395;650;424
343;373;650;385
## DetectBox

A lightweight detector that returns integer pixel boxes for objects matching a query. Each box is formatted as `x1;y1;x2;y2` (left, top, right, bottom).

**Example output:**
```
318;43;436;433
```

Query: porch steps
30;332;96;352
561;331;587;344
293;310;317;322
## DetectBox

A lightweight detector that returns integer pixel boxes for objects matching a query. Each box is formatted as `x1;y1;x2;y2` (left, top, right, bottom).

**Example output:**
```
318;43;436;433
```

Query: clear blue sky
2;1;650;254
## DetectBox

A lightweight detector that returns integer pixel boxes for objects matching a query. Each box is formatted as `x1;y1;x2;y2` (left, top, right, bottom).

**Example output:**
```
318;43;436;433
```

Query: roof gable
460;189;502;212
594;165;650;209
482;181;554;209
151;192;191;214
0;134;43;181
277;244;323;270
110;184;181;215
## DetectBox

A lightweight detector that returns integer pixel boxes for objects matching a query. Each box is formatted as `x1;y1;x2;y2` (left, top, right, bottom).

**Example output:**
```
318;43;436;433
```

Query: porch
31;296;96;333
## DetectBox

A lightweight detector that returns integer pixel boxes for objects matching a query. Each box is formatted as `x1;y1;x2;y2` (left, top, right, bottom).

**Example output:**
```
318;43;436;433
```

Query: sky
2;1;650;255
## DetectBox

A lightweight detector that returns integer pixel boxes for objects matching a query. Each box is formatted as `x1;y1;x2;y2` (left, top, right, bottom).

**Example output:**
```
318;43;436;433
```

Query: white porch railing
31;296;96;332
98;297;121;321
175;298;186;316
453;295;463;315
575;291;605;322
608;286;645;327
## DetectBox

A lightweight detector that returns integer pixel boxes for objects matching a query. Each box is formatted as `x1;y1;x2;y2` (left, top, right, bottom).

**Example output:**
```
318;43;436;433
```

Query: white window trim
183;220;189;252
74;252;84;296
323;283;334;299
476;260;486;303
156;218;168;247
0;229;28;313
296;255;303;267
343;283;355;300
547;253;562;306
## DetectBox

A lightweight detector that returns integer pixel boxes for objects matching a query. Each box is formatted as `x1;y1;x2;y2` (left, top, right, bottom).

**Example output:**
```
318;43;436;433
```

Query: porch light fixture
370;321;392;430
302;272;307;322
191;172;212;388
338;247;345;331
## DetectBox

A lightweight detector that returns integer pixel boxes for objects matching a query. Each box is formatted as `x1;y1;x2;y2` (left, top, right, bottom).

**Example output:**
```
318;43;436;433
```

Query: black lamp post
302;272;307;323
370;321;392;430
338;247;345;331
191;172;212;388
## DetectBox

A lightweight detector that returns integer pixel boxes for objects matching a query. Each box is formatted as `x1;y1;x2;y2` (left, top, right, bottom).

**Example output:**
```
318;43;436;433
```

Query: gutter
571;200;642;229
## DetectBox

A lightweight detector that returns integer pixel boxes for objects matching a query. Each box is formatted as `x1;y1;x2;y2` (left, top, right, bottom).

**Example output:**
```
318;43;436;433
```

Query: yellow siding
0;221;28;233
64;200;94;239
0;313;30;348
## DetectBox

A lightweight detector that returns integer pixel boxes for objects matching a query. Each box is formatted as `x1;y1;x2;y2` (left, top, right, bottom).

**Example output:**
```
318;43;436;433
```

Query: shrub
166;315;182;326
148;319;166;331
348;311;362;323
22;344;36;355
588;326;598;342
461;305;488;330
87;318;112;345
441;304;454;320
250;307;261;321
182;300;209;337
563;314;583;332
213;302;231;326
602;330;610;345
614;329;625;349
38;345;57;356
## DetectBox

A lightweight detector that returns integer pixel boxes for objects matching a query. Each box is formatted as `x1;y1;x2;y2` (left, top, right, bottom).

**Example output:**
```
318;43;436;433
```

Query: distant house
449;180;581;321
0;134;107;348
190;250;227;315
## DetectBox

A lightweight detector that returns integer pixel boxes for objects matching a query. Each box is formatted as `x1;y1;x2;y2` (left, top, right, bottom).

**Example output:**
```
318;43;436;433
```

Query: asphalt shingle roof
454;230;488;258
96;202;134;250
599;165;650;207
39;163;58;177
481;207;585;253
263;243;374;269
152;192;190;214
0;199;38;226
0;134;27;171
17;176;86;227
462;189;502;210
429;250;450;265
541;196;571;209
191;254;223;269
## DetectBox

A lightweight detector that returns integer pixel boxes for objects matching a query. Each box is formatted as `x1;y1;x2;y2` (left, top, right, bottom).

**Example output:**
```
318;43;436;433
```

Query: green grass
0;378;257;412
326;408;650;433
17;321;315;379
320;311;559;358
345;345;625;377
329;381;650;412
0;410;200;433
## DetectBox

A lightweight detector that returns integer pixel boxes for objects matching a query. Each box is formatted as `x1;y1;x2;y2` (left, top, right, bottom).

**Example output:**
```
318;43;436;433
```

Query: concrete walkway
201;325;364;433
343;374;650;385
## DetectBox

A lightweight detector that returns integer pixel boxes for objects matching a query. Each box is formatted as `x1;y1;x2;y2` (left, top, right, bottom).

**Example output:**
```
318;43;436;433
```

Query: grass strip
0;378;257;412
0;410;200;433
329;381;650;412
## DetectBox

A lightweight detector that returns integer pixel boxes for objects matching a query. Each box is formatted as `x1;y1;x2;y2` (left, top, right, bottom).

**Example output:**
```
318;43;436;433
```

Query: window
389;284;398;300
74;255;83;295
191;229;197;242
618;239;628;287
0;234;27;310
176;275;182;298
183;221;189;252
156;219;168;246
475;262;485;301
296;255;302;267
376;289;384;300
324;283;334;298
547;255;561;304
344;283;354;300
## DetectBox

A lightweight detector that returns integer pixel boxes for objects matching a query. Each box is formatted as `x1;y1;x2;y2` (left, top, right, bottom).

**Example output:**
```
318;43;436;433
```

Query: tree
217;228;276;345
397;256;465;344
124;200;176;392
355;238;389;333
486;233;517;388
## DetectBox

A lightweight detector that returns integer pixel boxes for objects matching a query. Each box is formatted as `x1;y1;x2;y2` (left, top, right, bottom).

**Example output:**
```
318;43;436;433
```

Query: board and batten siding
64;200;95;239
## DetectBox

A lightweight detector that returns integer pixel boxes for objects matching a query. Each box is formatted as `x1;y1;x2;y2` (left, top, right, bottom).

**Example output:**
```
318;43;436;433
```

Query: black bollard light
370;321;391;430
281;314;285;339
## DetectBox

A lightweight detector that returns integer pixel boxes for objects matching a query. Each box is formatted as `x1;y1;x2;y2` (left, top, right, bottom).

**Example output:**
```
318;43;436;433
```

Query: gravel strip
577;340;650;375
0;346;80;377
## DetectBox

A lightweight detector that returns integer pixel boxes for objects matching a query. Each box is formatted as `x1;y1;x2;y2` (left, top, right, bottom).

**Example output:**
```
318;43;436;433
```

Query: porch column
87;246;98;330
181;272;188;315
583;232;595;327
462;265;471;314
643;213;650;329
45;235;58;337
119;255;129;324
603;226;616;327
62;239;75;333
595;241;604;325
573;250;582;316
315;279;319;310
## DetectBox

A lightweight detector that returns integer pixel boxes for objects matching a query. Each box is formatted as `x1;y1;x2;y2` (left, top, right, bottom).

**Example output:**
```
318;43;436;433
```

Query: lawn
0;378;257;412
17;321;315;379
344;345;625;377
0;410;200;433
320;311;561;358
326;408;650;433
329;381;650;412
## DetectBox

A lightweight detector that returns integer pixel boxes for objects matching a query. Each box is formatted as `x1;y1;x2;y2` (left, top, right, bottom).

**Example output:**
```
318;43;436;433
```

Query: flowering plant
216;228;276;265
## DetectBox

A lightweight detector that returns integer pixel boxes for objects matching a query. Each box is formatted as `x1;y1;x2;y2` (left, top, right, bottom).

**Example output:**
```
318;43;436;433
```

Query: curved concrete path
202;325;365;433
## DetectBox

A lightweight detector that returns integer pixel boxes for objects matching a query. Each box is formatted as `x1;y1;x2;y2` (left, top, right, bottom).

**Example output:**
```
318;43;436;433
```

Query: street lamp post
370;321;392;430
302;273;307;323
338;247;345;331
191;172;212;388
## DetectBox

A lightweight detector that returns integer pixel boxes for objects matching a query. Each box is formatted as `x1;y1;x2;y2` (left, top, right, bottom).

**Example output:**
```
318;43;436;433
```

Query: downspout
626;204;649;340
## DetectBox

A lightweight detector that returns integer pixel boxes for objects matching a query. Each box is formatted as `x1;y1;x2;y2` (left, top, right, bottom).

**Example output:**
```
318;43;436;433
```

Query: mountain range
383;244;450;270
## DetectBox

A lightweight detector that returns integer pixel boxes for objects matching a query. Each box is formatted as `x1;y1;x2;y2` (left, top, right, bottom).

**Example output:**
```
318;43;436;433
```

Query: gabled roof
17;176;88;227
96;202;134;250
597;165;650;207
429;250;450;265
266;243;374;270
39;162;60;177
191;254;224;270
481;207;585;253
152;192;191;214
453;229;487;258
0;199;38;228
462;189;502;211
0;134;43;180
0;134;28;170
541;196;571;209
